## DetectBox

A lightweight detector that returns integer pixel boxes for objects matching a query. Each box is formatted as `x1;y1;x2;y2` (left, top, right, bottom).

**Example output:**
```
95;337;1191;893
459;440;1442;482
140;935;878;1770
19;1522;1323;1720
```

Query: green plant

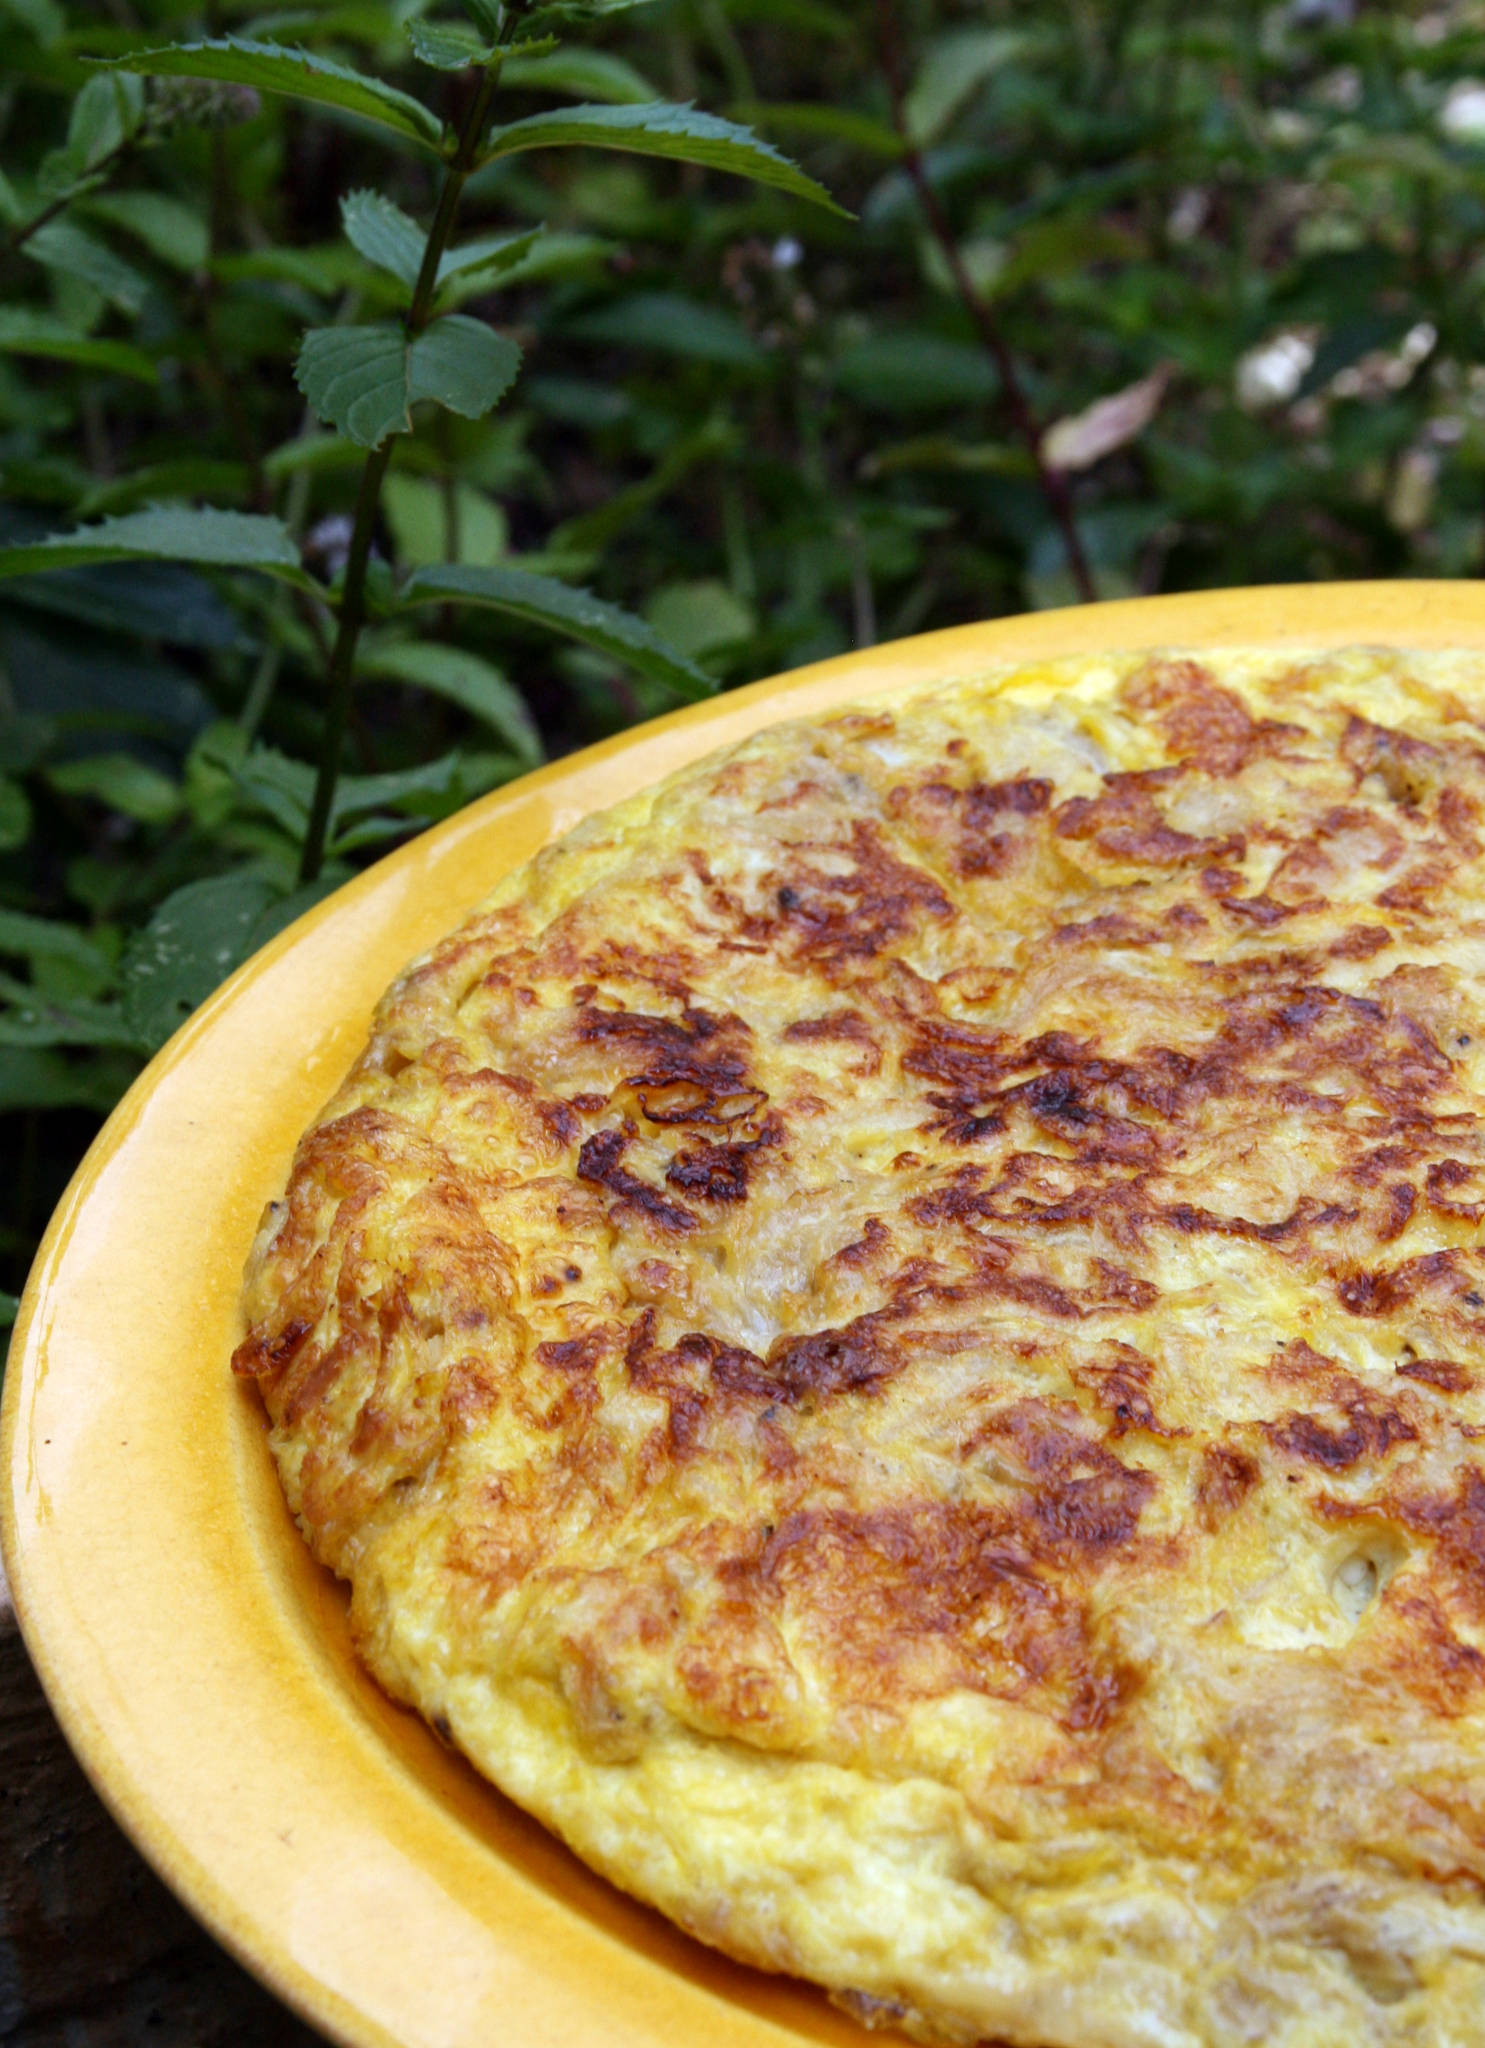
5;3;841;888
0;0;841;1327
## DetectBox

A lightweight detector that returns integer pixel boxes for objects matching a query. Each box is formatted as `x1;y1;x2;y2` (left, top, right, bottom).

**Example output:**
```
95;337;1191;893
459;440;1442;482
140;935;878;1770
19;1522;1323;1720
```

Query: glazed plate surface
6;584;1484;2048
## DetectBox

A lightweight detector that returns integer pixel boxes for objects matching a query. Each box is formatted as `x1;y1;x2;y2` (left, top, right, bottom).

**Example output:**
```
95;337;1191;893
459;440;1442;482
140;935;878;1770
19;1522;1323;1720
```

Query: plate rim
9;581;1485;2047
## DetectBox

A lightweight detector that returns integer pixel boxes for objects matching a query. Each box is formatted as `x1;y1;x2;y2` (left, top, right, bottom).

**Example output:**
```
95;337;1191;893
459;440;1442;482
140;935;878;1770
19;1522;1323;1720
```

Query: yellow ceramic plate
7;585;1485;2048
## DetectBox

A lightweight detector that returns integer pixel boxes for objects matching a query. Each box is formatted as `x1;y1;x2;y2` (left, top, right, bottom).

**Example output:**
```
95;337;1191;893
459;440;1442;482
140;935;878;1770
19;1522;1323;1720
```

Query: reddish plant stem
875;0;1097;605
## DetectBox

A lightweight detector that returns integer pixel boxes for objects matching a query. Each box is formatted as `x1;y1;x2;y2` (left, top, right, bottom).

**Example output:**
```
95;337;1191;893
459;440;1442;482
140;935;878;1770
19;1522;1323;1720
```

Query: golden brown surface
236;647;1485;2048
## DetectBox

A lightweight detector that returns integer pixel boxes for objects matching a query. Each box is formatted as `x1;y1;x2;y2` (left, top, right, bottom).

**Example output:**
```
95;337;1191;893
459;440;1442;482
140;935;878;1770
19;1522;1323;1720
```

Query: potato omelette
235;647;1485;2048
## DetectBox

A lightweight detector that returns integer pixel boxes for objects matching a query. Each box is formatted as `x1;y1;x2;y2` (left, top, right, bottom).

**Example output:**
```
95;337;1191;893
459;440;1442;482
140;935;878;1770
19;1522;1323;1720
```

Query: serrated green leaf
83;191;210;271
500;48;657;103
407;16;493;68
478;100;848;214
118;867;347;1051
0;779;31;852
93;38;446;154
294;323;408;446
297;317;521;446
399;562;714;699
117;867;277;1049
359;638;542;759
341;187;425;290
47;752;182;824
408;316;521;419
0;506;312;588
436;224;542;292
25;220;152;313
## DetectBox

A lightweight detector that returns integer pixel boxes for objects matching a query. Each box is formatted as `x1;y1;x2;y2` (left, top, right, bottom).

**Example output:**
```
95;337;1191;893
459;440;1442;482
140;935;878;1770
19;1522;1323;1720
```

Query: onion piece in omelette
236;647;1485;2048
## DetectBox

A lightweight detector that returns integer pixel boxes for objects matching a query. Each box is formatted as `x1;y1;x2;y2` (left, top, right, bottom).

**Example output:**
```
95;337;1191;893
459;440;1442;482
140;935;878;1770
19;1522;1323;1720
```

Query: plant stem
3;138;134;257
297;439;393;877
297;64;502;884
874;0;1097;606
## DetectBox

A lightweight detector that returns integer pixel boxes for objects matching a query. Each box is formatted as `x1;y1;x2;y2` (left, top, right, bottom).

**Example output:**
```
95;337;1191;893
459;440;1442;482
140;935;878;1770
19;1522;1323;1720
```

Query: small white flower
1236;332;1316;411
1441;79;1485;141
771;236;803;271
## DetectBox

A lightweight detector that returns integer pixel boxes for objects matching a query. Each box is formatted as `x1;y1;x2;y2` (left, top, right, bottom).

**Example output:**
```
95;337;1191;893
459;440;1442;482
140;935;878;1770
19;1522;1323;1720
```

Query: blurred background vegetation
2;0;1484;1327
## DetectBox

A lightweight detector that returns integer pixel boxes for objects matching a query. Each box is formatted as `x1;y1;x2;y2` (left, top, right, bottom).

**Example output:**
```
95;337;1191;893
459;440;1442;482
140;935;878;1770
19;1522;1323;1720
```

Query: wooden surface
0;1564;324;2047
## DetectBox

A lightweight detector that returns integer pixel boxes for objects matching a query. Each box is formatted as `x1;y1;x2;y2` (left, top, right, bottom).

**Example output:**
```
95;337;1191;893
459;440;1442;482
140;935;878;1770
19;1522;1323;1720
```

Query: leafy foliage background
2;0;1482;1331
